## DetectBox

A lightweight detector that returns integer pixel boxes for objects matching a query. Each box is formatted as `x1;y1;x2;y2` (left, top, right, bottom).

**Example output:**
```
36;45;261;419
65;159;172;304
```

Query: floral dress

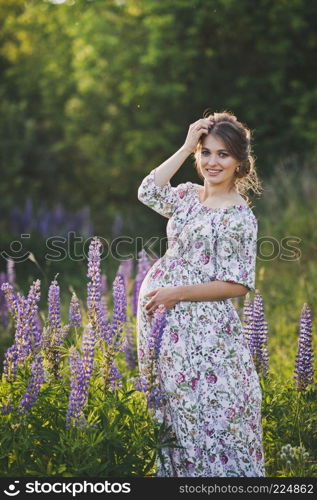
136;168;265;477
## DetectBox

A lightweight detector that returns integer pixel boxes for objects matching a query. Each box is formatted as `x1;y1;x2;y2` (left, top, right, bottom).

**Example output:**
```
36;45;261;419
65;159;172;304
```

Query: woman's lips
205;169;222;176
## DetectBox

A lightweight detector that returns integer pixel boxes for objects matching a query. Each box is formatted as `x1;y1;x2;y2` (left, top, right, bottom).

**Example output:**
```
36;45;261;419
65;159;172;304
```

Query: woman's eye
202;151;227;157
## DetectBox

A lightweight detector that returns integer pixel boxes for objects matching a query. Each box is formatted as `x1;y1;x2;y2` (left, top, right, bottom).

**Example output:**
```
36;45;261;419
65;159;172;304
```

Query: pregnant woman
136;110;265;477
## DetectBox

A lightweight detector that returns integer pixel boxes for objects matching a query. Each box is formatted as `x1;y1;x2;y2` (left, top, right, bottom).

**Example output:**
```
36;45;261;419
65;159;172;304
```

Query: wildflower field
0;163;317;478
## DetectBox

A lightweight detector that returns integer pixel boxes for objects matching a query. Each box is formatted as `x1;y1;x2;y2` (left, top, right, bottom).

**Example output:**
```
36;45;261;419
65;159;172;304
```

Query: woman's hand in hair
182;117;214;154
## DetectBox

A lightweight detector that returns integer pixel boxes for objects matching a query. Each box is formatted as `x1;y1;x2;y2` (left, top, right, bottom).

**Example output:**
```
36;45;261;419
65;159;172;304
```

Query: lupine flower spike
135;304;167;409
242;294;254;348
132;250;152;317
251;290;269;378
122;321;137;371
43;278;69;379
294;303;314;391
18;354;44;414
2;280;41;382
0;273;10;327
69;292;82;327
66;346;87;428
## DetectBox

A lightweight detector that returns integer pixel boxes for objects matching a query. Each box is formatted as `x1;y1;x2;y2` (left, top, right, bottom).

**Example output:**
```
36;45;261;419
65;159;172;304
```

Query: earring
235;166;240;173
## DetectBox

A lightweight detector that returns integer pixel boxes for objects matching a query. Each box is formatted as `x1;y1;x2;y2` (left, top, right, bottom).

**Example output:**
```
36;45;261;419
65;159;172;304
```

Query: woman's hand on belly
144;286;180;316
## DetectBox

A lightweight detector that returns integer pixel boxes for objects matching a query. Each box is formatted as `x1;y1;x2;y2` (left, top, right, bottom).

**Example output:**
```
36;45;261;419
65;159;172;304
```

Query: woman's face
198;133;240;188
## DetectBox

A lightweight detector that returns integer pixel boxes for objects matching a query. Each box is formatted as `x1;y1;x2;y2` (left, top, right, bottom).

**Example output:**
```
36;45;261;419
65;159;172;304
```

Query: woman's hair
193;109;263;204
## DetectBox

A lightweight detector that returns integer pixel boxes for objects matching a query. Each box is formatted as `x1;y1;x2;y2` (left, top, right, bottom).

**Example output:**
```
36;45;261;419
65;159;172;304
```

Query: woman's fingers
146;299;158;315
145;299;154;314
193;119;213;135
183;118;213;152
193;118;213;127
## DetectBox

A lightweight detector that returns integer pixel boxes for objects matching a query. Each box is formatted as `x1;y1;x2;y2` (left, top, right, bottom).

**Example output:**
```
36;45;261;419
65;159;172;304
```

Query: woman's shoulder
174;180;196;199
218;206;258;235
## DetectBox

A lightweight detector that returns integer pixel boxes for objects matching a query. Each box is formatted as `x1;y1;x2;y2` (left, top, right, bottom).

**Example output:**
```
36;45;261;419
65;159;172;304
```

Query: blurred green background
1;0;317;224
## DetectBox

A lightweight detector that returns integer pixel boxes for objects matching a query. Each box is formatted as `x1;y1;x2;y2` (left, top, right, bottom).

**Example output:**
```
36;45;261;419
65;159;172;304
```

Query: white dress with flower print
136;168;265;477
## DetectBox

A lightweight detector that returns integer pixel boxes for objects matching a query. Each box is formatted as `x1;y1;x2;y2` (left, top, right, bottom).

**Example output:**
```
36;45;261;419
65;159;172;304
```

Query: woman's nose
207;154;218;166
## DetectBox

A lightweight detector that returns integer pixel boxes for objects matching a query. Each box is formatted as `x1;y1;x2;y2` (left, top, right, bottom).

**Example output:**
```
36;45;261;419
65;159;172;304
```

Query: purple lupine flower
10;199;93;238
142;304;167;406
26;279;42;352
147;387;165;409
44;278;68;378
0;398;14;415
135;306;167;410
134;376;148;392
97;300;110;342
131;249;152;317
121;321;137;371
118;258;133;290
2;280;41;381
251;290;269;378
18;354;44;414
109;362;122;390
147;304;167;362
132;281;140;319
28;306;42;354
294;303;314;391
7;258;15;285
43;324;69;380
86;237;108;341
66;347;87;427
91;283;110;344
14;293;29;356
48;278;61;332
114;273;127;323
1;281;18;320
3;345;19;383
242;295;254;349
100;274;108;295
99;295;109;323
109;274;127;350
69;292;82;327
87;237;102;313
0;272;9;327
81;323;95;384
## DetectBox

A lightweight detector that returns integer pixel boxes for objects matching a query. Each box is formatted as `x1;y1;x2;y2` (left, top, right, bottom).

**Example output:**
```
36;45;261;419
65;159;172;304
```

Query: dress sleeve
214;210;258;292
137;168;191;218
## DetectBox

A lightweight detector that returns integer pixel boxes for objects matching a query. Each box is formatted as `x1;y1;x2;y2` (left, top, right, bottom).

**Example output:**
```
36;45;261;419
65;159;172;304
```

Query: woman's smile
205;168;223;176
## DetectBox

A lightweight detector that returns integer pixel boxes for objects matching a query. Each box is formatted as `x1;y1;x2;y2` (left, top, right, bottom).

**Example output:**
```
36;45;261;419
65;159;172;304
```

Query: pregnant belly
138;254;218;313
139;256;191;296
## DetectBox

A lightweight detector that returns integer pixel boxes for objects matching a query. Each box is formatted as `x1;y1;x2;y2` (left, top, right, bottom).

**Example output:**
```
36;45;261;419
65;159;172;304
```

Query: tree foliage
1;0;317;231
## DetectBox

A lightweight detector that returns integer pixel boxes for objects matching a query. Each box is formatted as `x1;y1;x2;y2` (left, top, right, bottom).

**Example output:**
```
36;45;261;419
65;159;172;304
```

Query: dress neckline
193;185;250;211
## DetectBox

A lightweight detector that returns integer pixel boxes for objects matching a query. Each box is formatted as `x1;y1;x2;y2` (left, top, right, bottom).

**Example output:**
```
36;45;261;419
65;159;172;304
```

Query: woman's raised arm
153;117;213;187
